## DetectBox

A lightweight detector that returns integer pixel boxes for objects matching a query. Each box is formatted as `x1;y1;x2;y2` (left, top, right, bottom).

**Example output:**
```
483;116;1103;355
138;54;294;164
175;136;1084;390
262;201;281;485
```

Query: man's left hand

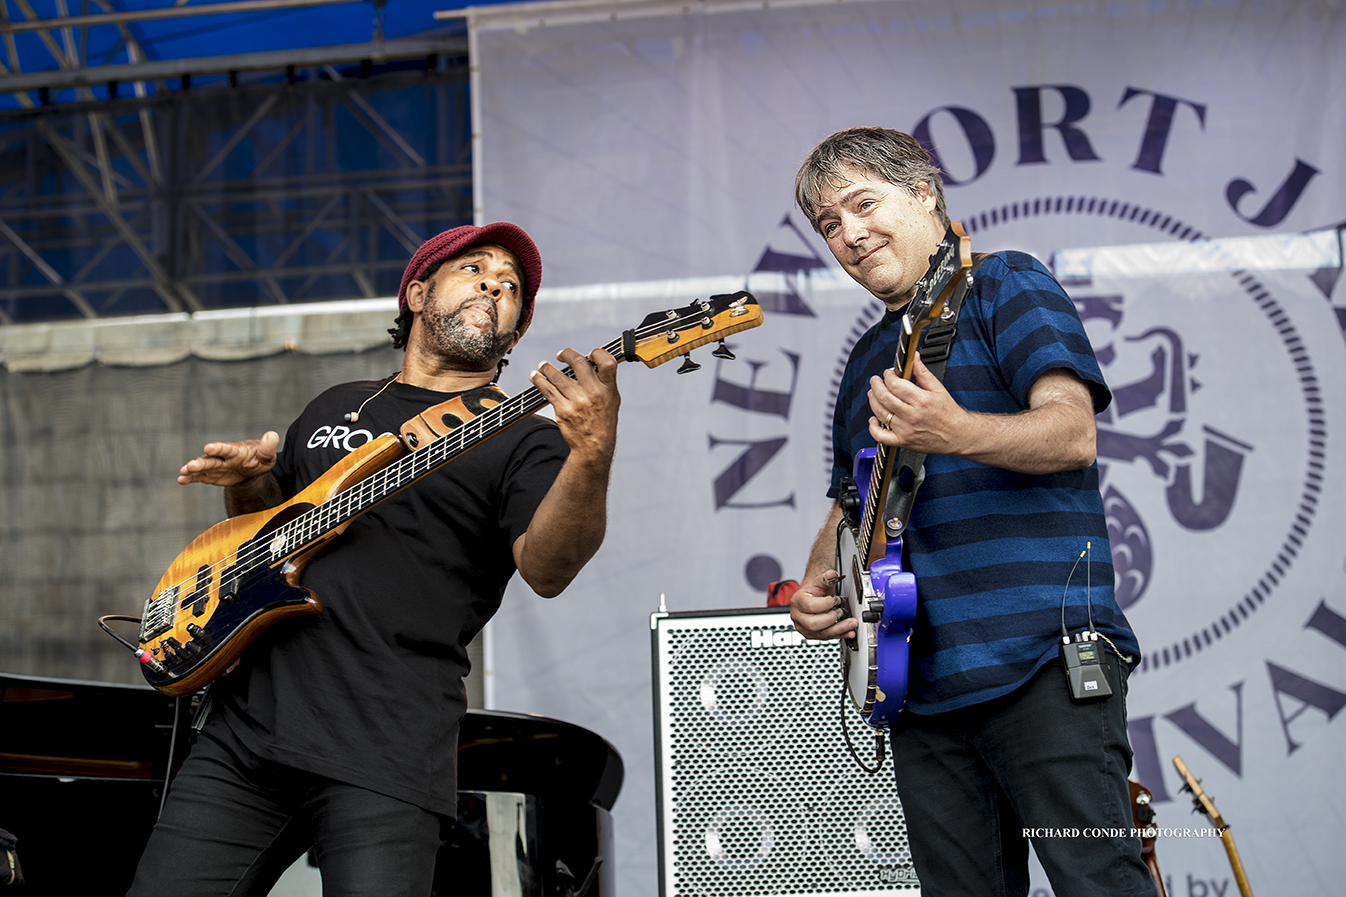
529;347;621;465
514;347;620;598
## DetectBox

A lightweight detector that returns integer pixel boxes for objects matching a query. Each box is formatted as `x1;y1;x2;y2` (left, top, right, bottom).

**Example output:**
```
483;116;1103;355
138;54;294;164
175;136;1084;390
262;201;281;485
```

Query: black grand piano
0;671;621;896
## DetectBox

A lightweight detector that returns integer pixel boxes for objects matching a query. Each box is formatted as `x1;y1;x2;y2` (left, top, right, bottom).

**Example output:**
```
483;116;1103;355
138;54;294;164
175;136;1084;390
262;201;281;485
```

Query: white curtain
471;1;1346;894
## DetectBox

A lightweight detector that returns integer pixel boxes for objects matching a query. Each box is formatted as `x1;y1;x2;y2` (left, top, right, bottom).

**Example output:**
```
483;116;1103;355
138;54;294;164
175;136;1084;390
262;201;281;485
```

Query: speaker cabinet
651;608;918;896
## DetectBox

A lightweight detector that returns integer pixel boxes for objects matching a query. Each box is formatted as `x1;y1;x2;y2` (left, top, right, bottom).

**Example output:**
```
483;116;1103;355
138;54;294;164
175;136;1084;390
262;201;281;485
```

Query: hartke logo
826;197;1327;676
749;628;813;648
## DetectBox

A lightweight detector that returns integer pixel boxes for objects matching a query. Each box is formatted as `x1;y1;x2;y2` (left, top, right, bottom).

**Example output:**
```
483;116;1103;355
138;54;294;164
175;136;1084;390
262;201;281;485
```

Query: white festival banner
471;2;1346;894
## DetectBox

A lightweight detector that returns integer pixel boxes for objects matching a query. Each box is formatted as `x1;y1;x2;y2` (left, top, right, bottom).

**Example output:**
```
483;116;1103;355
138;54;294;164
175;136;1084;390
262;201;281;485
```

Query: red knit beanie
397;223;542;331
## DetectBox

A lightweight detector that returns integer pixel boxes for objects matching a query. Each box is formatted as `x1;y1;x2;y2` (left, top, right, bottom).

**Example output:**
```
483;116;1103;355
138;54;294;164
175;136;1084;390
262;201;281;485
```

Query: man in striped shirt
790;127;1154;896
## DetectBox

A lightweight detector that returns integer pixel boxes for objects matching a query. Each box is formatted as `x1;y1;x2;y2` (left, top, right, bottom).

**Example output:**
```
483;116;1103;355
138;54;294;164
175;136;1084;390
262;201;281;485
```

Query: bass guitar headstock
623;290;763;372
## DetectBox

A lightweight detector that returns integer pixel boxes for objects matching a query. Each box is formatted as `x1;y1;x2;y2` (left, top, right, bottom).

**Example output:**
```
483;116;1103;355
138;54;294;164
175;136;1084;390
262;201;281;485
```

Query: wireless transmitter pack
1058;542;1115;704
1060;631;1113;703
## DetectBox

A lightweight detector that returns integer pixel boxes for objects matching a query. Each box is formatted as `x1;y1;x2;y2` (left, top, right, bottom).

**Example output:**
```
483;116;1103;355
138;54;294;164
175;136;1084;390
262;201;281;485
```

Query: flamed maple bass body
835;223;973;728
132;292;762;696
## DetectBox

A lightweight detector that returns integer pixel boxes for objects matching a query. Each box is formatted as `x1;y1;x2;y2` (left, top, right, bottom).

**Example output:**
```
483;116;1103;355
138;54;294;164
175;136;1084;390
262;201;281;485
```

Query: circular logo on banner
826;196;1326;675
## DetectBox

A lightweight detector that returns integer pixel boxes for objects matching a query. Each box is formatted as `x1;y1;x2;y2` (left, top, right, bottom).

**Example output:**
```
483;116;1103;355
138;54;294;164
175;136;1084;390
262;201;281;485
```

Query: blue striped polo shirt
829;250;1141;713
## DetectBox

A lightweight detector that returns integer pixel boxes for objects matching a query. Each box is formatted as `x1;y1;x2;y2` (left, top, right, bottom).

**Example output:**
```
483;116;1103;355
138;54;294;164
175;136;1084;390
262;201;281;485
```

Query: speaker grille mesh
654;611;919;896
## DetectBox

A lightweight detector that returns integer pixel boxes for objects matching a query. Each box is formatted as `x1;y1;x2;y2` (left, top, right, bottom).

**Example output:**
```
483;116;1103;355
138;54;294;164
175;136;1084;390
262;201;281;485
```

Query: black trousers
126;718;444;897
889;661;1156;897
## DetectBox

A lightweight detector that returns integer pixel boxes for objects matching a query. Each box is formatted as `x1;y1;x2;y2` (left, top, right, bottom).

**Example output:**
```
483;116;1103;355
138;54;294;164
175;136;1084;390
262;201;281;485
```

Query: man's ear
914;180;936;209
405;278;428;313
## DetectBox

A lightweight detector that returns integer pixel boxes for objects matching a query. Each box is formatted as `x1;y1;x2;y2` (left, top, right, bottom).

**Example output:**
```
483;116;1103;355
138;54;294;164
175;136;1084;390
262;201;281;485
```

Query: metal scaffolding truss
0;0;419;106
0;2;474;323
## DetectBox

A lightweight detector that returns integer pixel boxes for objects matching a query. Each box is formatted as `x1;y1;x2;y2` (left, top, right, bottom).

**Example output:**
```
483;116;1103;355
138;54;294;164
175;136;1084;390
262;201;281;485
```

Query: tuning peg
677;354;701;374
712;340;735;360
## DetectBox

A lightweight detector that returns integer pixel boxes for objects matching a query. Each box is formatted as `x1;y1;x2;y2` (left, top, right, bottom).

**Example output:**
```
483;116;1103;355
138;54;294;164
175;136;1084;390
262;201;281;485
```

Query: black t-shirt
214;376;569;815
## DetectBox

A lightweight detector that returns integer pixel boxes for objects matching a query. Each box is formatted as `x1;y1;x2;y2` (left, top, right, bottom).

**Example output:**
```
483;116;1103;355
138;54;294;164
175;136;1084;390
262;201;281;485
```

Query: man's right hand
178;431;280;487
790;567;859;641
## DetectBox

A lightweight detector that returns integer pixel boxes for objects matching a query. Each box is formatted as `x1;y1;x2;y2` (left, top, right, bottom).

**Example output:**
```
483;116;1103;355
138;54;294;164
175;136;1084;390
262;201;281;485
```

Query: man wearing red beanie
128;223;619;896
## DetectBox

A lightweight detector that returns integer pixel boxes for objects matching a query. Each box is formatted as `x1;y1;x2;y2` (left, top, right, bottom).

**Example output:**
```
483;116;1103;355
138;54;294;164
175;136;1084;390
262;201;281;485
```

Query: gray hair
795;127;950;233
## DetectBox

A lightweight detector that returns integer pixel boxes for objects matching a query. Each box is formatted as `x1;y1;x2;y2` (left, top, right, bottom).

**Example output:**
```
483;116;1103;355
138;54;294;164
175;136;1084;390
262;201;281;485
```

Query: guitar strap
883;253;984;540
400;384;511;450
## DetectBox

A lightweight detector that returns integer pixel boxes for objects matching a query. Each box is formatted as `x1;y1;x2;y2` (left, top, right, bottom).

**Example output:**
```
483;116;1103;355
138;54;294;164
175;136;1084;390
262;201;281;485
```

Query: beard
420;282;517;369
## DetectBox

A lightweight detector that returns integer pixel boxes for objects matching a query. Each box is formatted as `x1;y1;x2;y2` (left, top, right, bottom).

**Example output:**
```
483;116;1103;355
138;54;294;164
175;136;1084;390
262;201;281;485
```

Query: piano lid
0;672;623;812
458;709;623;812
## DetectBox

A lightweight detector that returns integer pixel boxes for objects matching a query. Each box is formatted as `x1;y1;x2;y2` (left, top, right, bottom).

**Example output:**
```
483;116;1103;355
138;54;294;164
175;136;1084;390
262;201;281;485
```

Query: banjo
835;223;974;727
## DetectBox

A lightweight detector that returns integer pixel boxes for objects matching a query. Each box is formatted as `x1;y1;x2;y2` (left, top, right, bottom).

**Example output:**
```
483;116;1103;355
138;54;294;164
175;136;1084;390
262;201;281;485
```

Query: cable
343;373;399;423
839;677;887;775
1097;631;1132;666
159;697;182;817
97;614;142;652
98;614;166;675
1086;540;1097;632
1059;546;1087;639
97;615;185;817
1058;544;1132;664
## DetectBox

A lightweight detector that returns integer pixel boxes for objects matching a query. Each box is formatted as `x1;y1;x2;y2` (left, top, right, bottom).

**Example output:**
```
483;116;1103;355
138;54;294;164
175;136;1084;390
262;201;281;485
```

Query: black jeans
126;719;444;897
889;661;1156;897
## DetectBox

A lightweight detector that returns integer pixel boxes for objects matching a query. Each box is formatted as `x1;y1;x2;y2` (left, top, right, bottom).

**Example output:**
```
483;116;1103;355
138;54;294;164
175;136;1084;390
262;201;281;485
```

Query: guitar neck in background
1173;754;1254;897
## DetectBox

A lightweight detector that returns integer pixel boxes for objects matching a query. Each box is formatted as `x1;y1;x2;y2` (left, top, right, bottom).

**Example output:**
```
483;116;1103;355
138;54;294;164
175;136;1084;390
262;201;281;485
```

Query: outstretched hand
178;431;280;486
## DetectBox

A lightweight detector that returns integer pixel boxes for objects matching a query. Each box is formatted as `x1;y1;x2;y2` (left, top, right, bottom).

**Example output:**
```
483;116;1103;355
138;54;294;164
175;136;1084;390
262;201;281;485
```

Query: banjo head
836;524;878;718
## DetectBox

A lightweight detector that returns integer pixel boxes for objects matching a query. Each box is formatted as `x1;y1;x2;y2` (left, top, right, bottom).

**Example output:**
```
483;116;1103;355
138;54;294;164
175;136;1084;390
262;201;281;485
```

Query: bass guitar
120;292;762;696
834;223;973;727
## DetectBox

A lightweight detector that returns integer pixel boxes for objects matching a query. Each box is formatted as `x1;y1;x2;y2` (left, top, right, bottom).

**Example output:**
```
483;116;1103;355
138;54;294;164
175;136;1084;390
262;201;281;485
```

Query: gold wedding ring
884;411;894;429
